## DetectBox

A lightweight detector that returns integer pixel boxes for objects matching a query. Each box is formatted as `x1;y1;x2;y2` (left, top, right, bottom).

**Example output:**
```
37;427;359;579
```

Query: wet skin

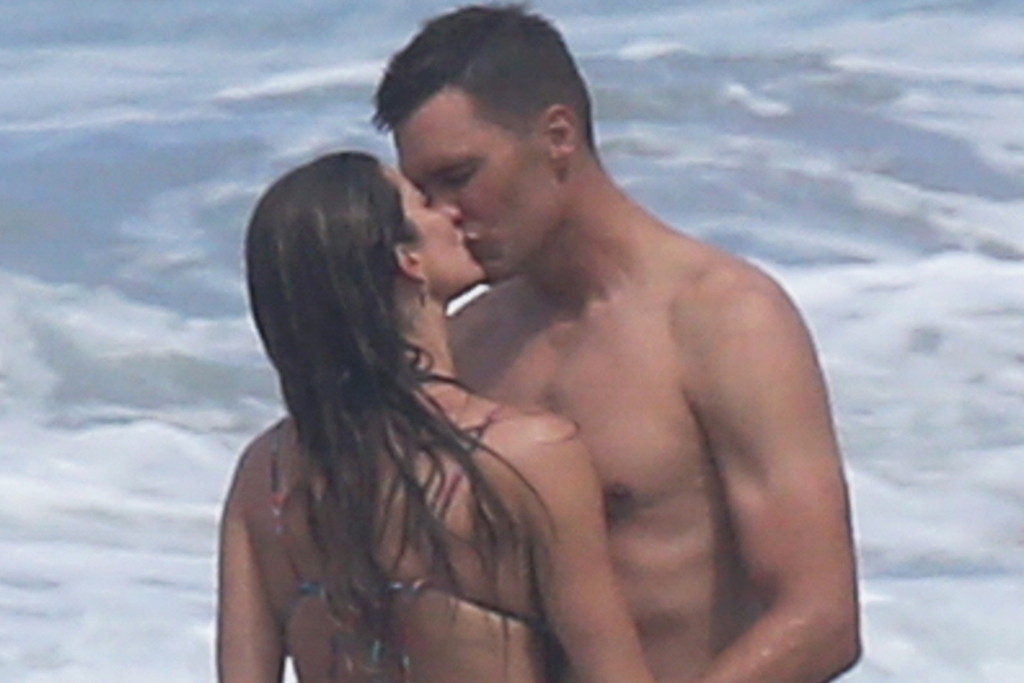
396;88;860;683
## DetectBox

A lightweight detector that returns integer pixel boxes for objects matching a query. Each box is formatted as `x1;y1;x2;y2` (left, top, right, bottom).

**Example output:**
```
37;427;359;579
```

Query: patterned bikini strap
269;421;287;536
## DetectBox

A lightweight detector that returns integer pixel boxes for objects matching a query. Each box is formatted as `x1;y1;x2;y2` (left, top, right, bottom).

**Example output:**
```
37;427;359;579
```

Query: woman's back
386;584;549;683
277;580;549;683
221;397;565;683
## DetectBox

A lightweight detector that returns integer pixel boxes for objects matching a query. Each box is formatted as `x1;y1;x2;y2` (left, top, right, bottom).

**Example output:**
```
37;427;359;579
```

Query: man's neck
525;167;655;312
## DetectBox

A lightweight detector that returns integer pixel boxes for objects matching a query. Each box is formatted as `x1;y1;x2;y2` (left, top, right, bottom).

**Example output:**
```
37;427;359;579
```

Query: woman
217;151;655;683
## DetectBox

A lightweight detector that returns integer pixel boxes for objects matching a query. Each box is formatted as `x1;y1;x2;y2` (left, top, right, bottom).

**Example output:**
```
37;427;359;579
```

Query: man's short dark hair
374;3;595;150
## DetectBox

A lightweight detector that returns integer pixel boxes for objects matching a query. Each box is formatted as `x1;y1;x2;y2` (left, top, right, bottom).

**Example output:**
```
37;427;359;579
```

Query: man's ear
539;104;580;164
394;244;426;282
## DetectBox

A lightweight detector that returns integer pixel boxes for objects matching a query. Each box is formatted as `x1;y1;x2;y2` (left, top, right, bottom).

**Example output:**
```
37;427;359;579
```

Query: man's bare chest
472;321;709;513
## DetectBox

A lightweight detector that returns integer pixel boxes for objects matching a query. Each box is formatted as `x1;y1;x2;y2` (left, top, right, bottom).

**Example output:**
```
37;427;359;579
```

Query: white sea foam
214;61;385;103
0;270;272;681
617;39;692;62
721;82;794;118
780;254;1024;682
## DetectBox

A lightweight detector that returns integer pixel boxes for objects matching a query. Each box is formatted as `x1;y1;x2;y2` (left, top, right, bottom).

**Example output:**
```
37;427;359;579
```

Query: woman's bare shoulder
477;403;578;455
488;405;577;445
223;417;290;520
475;405;594;494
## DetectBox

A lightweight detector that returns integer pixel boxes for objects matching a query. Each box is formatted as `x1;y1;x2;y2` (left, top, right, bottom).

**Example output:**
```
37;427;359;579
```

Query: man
374;5;860;683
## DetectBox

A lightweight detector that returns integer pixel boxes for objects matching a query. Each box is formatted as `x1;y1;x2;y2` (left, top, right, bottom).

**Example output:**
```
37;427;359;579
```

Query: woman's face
387;168;486;302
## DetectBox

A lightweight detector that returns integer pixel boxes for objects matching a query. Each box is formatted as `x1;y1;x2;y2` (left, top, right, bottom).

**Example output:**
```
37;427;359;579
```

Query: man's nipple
604;482;635;523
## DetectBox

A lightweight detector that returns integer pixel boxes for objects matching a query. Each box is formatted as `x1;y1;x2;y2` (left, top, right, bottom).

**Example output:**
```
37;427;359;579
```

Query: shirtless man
373;5;861;683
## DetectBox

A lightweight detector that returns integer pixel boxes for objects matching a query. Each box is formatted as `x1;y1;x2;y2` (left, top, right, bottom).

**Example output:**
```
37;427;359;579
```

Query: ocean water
1;1;1023;681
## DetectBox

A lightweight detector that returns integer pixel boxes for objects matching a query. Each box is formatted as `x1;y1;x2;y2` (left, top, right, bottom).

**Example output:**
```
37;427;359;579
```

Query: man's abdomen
607;499;756;683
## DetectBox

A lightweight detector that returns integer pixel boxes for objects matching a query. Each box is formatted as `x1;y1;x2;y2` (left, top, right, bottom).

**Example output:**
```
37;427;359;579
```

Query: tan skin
394;87;861;683
217;168;658;683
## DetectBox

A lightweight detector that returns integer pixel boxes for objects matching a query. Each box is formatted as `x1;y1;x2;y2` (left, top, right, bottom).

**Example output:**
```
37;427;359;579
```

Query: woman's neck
404;300;480;419
403;297;457;380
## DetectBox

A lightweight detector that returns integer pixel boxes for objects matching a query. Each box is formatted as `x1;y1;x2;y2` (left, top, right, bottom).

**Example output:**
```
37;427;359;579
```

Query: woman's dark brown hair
244;151;525;656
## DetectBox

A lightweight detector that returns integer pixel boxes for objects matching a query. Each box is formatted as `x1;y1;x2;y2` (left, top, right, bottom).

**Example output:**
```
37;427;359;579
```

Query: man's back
451;223;857;682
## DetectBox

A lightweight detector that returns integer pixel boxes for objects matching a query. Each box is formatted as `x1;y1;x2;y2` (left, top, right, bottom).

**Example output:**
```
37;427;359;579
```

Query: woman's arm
217;447;286;683
513;419;657;683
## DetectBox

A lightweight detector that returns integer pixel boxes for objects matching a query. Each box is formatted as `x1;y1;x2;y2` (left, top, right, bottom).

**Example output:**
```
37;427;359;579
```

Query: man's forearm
694;602;860;683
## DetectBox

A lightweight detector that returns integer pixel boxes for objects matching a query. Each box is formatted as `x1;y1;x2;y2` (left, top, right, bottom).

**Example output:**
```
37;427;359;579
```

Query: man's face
395;87;560;283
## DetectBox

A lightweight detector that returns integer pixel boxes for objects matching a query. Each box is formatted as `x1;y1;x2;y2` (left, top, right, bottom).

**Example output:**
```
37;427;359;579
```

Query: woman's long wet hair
245;151;526;649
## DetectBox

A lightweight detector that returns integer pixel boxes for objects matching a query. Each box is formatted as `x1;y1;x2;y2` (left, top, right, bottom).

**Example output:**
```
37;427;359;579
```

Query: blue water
1;1;1023;681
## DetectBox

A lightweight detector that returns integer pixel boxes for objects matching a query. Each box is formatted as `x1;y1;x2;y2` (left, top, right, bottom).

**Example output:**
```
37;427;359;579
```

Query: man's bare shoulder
657;233;802;344
653;232;825;422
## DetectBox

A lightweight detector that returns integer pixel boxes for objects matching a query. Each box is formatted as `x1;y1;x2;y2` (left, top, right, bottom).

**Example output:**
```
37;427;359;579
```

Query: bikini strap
269;420;287;536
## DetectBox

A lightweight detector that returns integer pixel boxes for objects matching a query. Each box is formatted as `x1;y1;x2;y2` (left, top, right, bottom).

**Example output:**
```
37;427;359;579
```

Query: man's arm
687;269;860;683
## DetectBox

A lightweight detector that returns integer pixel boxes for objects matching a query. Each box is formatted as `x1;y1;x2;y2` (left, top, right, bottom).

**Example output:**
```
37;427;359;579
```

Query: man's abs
602;495;758;683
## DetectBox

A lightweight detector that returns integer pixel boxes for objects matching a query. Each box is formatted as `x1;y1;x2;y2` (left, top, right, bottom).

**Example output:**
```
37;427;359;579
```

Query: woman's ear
394;244;426;282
